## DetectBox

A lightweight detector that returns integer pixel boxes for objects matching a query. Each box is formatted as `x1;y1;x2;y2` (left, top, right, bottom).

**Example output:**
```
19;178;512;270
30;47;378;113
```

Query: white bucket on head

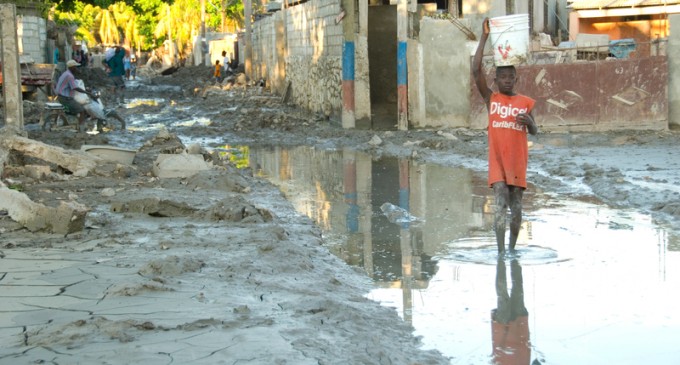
489;14;530;66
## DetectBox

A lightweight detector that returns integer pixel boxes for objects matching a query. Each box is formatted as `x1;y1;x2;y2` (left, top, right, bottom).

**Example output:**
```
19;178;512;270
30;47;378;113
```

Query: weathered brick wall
17;15;47;63
253;0;344;116
286;0;343;116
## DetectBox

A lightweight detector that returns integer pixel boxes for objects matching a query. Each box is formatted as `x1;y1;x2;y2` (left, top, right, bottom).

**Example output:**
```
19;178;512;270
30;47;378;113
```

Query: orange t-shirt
487;92;536;188
491;315;531;365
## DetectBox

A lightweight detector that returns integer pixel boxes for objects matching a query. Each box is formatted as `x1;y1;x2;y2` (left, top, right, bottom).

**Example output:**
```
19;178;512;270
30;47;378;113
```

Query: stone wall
668;14;680;129
253;0;344;116
286;0;343;116
252;15;278;89
17;15;47;63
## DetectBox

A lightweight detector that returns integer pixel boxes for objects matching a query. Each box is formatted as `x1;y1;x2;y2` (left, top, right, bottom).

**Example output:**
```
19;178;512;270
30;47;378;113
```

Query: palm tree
223;0;244;32
154;3;173;43
110;2;137;49
154;0;203;60
96;8;119;45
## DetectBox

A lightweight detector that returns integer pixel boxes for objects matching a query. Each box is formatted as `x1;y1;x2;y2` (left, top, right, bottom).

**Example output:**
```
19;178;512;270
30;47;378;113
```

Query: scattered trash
380;202;424;225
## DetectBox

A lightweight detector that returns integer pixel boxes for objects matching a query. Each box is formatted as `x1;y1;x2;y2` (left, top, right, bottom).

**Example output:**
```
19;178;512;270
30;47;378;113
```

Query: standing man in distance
106;46;126;105
472;18;538;255
222;50;231;75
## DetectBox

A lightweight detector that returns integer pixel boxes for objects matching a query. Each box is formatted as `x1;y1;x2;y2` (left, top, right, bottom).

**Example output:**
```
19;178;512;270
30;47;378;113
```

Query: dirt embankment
0;66;455;364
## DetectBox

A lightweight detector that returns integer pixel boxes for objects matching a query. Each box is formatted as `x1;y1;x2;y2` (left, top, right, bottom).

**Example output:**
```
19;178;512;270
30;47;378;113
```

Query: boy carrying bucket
472;17;538;255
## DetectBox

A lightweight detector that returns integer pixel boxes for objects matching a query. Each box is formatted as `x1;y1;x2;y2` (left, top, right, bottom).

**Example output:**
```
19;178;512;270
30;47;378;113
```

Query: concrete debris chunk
368;135;383;146
0;187;88;234
152;153;212;178
440;132;458;141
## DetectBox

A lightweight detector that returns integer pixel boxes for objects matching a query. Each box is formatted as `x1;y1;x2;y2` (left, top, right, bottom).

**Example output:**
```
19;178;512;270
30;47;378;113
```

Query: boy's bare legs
508;186;524;252
492;182;509;254
493;182;525;253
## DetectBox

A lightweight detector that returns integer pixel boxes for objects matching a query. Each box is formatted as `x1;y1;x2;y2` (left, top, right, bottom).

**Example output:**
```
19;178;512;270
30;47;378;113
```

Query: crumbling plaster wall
252;0;343;117
409;18;472;128
668;14;680;129
286;0;343;117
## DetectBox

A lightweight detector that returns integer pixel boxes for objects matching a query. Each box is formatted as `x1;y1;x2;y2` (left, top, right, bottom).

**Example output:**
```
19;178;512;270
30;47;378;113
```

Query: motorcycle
80;88;126;132
42;81;125;132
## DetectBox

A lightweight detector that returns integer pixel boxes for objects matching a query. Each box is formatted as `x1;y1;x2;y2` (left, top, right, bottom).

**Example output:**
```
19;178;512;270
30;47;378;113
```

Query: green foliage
132;0;163;49
0;0;53;18
52;0;243;52
7;184;24;192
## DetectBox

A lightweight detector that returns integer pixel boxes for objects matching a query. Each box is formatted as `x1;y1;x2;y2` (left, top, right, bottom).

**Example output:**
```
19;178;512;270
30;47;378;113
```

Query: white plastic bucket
489;14;530;66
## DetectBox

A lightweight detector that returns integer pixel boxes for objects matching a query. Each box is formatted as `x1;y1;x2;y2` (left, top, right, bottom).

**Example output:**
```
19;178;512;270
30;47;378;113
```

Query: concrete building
15;4;48;64
248;0;675;131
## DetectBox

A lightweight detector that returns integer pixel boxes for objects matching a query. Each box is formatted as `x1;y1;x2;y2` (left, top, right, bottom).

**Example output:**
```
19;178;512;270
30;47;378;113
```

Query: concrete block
152;153;212;178
0;188;88;234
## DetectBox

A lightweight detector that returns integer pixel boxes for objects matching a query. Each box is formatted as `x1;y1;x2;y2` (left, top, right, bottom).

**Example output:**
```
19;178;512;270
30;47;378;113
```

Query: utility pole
244;0;252;80
201;0;207;66
448;0;458;17
221;0;227;32
506;0;514;15
0;3;24;133
341;0;356;129
396;0;408;130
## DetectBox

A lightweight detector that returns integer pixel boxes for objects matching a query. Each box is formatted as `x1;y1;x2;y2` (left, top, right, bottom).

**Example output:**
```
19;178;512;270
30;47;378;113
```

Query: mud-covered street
1;65;680;364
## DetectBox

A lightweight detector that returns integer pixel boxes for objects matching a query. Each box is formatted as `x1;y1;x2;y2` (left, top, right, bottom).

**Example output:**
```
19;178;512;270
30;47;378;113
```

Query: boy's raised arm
473;18;492;107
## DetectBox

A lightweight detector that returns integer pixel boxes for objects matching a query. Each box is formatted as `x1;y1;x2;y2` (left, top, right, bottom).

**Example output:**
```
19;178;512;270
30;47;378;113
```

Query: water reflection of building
248;146;528;320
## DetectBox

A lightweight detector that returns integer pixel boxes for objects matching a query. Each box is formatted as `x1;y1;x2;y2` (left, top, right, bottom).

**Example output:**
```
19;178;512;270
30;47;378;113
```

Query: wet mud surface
1;64;680;364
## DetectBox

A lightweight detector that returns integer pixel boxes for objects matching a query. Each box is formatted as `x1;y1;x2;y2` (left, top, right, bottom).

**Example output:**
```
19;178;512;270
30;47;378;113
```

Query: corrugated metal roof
568;0;680;9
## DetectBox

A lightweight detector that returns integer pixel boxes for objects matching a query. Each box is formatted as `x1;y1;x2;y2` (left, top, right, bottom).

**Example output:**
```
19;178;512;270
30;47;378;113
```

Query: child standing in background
214;60;222;82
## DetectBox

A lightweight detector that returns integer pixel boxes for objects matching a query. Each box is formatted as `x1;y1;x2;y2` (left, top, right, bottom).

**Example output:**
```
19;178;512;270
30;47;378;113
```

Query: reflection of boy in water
491;258;531;365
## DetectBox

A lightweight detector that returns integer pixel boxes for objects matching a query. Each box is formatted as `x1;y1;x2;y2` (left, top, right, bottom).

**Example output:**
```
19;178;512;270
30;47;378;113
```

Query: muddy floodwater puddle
442;239;563;266
171;117;212;128
229;145;679;364
124;98;165;108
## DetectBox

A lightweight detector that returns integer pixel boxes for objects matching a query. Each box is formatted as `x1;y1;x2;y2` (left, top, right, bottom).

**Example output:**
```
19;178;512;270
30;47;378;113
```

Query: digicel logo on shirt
490;101;528;131
490;101;528;119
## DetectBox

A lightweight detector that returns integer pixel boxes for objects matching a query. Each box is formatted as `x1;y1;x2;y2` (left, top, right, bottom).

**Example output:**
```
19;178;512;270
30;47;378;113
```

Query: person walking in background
73;49;82;65
472;17;538;255
123;51;131;80
130;53;137;80
106;46;126;105
222;50;231;75
80;50;88;68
